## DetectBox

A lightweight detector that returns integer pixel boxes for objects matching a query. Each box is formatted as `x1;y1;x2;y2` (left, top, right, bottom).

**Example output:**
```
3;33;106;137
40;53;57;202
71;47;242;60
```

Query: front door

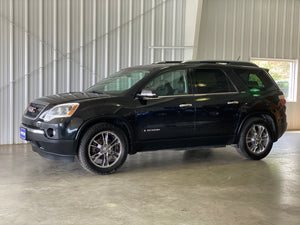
134;69;195;141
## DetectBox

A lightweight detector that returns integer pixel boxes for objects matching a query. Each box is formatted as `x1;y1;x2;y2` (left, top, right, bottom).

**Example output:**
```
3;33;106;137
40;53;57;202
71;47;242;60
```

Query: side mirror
137;88;158;98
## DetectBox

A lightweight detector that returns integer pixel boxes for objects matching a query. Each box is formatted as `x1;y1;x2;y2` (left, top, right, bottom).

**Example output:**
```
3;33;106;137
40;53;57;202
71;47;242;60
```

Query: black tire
78;123;128;174
237;117;273;160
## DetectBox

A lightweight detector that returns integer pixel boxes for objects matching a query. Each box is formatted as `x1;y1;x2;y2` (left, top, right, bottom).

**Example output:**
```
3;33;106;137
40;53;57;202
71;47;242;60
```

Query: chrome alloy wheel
88;131;122;168
246;124;270;155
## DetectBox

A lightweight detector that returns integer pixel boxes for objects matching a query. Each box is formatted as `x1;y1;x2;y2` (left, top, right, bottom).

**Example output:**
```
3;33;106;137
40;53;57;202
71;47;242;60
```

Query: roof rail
182;60;259;67
153;61;182;64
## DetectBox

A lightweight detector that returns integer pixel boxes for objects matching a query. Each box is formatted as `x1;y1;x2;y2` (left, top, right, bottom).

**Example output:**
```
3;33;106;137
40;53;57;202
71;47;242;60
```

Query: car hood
32;92;110;105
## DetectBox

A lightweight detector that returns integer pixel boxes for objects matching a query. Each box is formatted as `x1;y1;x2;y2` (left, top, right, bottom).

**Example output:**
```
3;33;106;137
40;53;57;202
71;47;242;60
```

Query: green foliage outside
252;59;291;97
251;60;291;81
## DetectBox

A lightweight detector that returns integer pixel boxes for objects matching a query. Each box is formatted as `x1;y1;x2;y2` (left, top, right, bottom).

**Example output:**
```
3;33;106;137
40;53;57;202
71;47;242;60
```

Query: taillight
279;95;286;106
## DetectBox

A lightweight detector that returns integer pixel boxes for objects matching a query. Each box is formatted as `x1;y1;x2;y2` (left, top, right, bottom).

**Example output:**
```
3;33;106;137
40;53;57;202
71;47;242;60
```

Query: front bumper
20;124;77;162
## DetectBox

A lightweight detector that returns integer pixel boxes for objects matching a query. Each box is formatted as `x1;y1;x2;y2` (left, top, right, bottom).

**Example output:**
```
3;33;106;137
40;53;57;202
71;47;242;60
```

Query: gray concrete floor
0;132;300;225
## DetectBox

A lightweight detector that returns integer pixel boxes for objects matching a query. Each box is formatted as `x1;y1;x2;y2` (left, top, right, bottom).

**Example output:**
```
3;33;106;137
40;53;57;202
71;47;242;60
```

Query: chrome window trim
193;91;239;96
142;91;239;99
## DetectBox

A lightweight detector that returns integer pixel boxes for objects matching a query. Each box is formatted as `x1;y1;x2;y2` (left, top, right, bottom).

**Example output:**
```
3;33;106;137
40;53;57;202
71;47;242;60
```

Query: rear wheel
78;123;128;174
237;117;273;160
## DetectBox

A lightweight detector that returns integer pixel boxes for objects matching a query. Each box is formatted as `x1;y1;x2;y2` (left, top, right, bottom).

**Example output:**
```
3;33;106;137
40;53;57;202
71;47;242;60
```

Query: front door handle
227;101;239;105
179;103;193;108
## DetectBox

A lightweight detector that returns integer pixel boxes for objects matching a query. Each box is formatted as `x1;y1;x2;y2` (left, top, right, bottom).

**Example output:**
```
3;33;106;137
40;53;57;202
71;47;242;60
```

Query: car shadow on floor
120;146;248;173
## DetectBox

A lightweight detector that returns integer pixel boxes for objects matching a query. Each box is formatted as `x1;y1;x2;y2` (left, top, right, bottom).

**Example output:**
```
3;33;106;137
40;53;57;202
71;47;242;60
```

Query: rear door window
189;69;236;94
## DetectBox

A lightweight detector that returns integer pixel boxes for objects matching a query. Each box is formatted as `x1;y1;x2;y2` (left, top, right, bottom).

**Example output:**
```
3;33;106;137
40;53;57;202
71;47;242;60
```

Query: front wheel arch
75;117;135;154
78;122;129;174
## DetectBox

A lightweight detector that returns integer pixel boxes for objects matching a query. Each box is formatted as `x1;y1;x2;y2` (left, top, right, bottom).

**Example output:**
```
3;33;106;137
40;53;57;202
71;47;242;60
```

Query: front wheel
78;123;128;174
236;118;273;160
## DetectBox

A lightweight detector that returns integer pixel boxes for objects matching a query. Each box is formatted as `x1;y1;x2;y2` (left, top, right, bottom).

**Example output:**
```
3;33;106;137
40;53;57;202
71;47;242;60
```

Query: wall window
251;58;298;102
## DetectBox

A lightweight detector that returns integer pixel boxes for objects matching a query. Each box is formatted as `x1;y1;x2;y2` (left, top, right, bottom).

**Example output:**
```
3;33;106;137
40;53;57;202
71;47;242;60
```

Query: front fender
74;116;136;154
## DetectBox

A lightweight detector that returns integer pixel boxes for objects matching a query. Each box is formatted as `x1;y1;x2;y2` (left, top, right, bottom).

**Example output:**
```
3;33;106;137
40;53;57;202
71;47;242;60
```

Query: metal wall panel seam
266;0;271;58
289;0;295;59
213;9;217;59
39;0;43;97
274;0;279;58
151;0;155;63
249;0;254;59
24;0;29;105
222;0;227;60
105;0;109;78
80;0;84;91
128;0;132;67
140;0;144;65
258;0;262;58
161;0;166;60
232;0;236;60
241;0;245;60
92;0;97;84
282;0;287;59
66;0;71;92
9;0;14;144
172;0;176;60
53;0;57;94
117;0;121;71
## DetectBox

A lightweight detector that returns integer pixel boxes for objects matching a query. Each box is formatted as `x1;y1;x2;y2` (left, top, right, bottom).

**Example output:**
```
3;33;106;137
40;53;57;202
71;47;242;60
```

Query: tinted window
234;69;276;91
189;69;235;94
145;70;188;96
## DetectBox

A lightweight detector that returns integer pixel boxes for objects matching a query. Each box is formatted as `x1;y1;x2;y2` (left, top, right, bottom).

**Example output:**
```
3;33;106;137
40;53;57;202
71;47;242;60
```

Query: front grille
25;103;47;118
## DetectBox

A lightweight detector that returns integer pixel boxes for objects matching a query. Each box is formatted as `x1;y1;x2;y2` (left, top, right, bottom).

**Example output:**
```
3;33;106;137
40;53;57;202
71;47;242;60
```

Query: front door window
145;70;188;96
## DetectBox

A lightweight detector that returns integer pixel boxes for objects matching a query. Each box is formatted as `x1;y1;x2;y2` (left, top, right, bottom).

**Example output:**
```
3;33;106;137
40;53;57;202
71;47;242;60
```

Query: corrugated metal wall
0;0;186;144
195;0;300;130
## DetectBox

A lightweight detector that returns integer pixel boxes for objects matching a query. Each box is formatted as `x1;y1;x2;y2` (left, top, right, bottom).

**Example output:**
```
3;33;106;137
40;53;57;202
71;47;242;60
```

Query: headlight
43;103;79;122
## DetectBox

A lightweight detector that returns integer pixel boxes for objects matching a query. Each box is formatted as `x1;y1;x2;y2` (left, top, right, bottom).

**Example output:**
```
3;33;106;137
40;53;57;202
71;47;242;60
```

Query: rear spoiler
262;68;270;72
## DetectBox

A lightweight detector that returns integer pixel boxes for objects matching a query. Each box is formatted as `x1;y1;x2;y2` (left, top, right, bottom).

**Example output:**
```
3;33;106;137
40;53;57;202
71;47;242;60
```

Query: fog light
46;128;55;137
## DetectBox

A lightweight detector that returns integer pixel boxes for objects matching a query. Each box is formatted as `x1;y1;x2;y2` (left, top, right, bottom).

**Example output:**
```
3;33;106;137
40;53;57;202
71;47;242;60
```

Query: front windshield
87;69;150;94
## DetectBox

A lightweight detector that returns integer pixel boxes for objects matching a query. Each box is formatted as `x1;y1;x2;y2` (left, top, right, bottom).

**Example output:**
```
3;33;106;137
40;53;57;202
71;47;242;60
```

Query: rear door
189;67;241;143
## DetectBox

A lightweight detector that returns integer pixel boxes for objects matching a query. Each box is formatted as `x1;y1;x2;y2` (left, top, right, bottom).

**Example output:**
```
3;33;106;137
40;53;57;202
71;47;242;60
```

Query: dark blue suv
20;61;287;174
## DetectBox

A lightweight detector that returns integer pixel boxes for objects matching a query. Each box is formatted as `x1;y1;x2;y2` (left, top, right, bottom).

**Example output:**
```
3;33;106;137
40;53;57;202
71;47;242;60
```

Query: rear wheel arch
236;112;277;143
236;117;273;160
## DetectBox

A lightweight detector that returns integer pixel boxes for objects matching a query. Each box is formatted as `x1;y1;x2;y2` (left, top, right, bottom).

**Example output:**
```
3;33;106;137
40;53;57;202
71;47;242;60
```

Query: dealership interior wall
0;0;299;145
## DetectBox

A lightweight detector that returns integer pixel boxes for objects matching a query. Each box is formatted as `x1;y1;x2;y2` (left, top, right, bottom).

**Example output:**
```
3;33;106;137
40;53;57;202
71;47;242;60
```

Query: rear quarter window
234;69;278;92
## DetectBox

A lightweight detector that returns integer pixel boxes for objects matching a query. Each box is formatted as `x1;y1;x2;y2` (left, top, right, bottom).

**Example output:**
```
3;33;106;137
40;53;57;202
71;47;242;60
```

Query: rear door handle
227;101;239;105
179;104;193;108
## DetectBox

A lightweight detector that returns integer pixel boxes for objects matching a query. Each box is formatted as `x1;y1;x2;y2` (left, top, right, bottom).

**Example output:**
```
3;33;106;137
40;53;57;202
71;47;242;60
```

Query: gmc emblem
28;106;36;113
